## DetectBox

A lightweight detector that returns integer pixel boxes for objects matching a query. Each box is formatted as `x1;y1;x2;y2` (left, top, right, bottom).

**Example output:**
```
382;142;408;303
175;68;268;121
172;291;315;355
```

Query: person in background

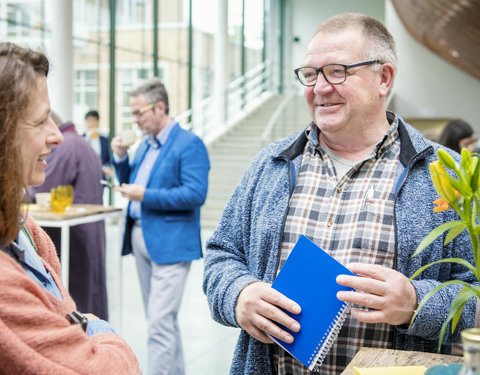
30;113;109;321
203;13;475;375
439;118;476;154
84;109;114;179
111;77;210;375
0;42;140;374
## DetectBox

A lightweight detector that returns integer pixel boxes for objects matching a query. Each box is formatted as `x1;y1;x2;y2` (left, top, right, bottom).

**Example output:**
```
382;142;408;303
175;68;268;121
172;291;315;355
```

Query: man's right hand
235;281;301;344
111;136;129;158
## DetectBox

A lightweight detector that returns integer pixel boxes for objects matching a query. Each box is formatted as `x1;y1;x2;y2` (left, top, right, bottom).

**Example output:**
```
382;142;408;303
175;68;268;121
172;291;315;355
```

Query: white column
214;0;228;128
47;0;73;123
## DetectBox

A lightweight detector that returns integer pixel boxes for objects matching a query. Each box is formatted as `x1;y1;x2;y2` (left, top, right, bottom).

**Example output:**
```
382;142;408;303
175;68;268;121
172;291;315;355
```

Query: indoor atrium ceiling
391;0;480;81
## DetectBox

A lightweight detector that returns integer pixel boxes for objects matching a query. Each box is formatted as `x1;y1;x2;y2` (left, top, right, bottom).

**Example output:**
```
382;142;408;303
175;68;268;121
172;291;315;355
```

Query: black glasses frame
294;60;384;86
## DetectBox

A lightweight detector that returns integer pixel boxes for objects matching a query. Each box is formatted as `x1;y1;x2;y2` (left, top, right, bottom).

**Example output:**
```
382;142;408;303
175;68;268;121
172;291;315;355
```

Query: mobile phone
100;179;116;188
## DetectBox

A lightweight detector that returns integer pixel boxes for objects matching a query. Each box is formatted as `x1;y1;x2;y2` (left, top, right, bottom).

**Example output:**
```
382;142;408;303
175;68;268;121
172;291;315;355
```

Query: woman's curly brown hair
0;42;49;246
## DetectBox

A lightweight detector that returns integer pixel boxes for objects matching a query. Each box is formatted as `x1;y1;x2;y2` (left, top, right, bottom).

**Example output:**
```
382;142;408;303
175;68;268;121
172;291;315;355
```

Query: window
74;69;99;127
7;2;32;38
118;67;155;131
117;0;151;27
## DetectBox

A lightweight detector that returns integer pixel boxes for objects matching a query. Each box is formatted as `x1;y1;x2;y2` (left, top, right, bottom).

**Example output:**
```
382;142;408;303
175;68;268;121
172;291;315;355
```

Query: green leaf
461;148;472;170
451;287;477;332
409;279;470;330
451;304;463;333
445;223;466;245
457;173;473;199
409;258;476;280
437;149;458;171
467;285;480;298
412;221;464;257
471;156;479;174
470;157;480;192
437;287;478;352
448;177;463;195
451;286;480;331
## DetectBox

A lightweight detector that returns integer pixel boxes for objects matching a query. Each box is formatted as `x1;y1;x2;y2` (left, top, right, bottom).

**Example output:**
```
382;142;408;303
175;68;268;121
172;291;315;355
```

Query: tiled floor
105;219;239;374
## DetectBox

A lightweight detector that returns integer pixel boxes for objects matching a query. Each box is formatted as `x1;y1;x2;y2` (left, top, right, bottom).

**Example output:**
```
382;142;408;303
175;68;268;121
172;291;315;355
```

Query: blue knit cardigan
203;113;476;375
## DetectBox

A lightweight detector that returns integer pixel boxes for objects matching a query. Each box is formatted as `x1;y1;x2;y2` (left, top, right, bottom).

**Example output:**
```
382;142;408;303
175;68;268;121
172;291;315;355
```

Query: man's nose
313;72;334;94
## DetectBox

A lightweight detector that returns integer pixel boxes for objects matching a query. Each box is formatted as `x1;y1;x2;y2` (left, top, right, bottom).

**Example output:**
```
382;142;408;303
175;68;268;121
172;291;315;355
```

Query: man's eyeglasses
132;102;156;118
294;60;384;86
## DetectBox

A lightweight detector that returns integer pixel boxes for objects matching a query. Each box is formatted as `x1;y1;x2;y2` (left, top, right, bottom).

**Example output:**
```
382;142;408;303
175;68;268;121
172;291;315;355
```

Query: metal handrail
260;92;295;145
176;108;192;128
227;61;269;120
177;60;270;140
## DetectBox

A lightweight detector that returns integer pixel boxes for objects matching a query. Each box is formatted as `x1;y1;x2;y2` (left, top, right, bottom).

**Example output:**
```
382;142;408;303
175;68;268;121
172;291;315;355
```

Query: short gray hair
315;13;398;73
129;77;169;115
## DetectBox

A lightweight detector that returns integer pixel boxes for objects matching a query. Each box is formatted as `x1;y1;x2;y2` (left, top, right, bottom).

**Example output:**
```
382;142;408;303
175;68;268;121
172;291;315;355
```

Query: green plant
410;148;480;351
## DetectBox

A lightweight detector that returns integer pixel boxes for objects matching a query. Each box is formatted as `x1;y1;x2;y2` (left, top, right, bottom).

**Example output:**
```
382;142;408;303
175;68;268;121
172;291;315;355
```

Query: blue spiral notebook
271;235;356;371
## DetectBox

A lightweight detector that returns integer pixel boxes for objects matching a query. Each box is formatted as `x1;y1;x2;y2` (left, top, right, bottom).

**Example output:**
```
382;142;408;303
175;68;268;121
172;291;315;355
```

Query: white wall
385;0;480;129
289;0;385;67
287;0;385;91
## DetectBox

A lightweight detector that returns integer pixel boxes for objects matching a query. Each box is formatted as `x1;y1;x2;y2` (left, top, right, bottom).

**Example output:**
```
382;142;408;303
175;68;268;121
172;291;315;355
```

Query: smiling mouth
320;103;338;107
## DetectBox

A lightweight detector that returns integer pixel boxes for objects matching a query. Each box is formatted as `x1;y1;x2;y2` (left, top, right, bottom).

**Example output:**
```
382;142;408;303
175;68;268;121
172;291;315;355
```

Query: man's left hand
114;183;145;202
336;263;418;326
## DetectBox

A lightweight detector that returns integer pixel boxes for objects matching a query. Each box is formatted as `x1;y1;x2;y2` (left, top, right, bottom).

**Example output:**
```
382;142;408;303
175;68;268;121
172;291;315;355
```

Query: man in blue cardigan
112;78;210;375
204;13;476;374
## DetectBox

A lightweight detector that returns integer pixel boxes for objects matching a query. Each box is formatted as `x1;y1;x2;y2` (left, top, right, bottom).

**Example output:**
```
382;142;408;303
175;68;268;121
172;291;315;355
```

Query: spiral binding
307;302;352;371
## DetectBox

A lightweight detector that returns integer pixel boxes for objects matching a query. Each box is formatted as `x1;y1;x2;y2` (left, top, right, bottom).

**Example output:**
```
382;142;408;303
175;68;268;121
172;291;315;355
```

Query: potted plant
410;148;480;351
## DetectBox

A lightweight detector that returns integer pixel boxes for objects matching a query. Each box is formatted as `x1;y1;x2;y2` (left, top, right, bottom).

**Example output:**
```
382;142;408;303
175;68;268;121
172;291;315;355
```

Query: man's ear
379;63;394;98
155;101;166;114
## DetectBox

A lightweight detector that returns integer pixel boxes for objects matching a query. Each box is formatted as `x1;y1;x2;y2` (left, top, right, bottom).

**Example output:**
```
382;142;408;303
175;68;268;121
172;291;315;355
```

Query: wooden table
340;347;463;374
26;204;123;289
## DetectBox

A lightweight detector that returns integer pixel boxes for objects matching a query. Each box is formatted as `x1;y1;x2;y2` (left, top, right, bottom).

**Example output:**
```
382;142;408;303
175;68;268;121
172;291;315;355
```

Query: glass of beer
59;185;74;208
50;187;68;214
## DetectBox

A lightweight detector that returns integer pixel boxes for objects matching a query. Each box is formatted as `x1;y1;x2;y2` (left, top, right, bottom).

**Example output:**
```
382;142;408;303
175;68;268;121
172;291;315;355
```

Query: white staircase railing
177;60;271;140
260;92;295;146
260;91;309;146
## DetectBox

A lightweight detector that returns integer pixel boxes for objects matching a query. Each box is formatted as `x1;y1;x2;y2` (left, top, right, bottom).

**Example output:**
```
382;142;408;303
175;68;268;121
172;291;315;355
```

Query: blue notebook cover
271;234;356;370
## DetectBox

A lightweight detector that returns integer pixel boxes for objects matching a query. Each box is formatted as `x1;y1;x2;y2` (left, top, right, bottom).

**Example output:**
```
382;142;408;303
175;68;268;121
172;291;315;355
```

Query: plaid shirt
273;120;401;374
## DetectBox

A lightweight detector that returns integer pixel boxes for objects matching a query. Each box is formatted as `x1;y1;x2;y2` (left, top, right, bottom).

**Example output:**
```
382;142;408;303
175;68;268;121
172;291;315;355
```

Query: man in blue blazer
111;78;210;375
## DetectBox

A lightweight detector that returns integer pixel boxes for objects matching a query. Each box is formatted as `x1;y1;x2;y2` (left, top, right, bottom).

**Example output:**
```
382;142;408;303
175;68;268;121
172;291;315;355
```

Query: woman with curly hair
0;42;140;375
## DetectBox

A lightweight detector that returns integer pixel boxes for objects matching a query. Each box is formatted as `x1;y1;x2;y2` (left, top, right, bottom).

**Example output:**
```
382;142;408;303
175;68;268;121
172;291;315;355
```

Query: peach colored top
0;216;140;375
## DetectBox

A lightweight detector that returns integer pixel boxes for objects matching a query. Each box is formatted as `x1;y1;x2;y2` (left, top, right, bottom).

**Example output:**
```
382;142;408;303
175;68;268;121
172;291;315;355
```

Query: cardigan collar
277;111;432;169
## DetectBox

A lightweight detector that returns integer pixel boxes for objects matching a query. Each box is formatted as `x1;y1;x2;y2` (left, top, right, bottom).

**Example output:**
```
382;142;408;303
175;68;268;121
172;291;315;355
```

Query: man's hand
235;281;301;344
336;263;418;326
114;183;145;202
111;136;129;158
101;165;115;179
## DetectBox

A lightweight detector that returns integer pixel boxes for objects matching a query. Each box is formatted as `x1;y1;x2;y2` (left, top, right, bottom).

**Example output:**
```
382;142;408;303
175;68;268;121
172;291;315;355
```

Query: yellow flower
430;161;457;203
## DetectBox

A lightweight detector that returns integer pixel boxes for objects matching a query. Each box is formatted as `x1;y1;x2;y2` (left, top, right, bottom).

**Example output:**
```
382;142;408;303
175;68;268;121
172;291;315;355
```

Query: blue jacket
99;135;111;166
203;113;476;374
113;123;210;264
82;133;111;166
